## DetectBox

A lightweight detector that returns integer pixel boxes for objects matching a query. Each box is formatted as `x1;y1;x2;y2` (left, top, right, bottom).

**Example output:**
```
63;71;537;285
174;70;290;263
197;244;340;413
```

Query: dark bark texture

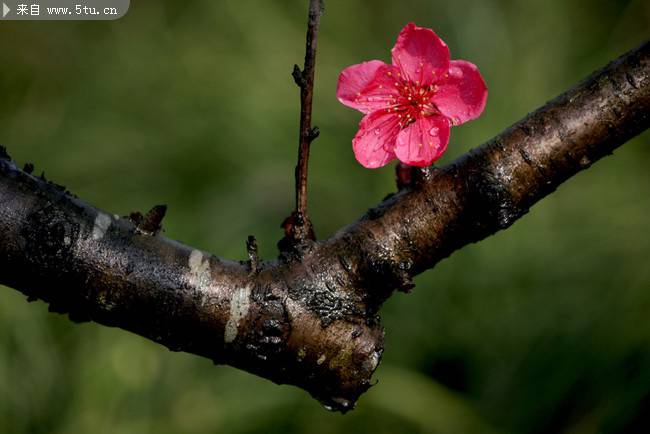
0;41;648;412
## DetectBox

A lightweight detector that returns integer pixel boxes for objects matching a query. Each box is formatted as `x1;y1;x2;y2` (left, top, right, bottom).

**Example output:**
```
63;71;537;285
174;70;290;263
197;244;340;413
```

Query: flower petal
337;61;401;114
391;22;450;86
352;110;400;168
431;60;487;125
395;116;450;167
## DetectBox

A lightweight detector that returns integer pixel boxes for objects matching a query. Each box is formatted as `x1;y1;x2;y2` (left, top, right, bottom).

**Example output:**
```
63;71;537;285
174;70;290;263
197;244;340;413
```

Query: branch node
396;272;416;293
130;204;167;235
278;211;317;255
395;162;414;190
295;211;305;226
308;126;320;142
413;166;440;186
292;64;305;87
0;146;10;160
246;235;259;274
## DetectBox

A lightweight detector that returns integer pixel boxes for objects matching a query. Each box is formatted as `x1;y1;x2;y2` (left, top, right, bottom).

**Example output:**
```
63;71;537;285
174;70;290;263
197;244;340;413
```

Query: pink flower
337;22;488;168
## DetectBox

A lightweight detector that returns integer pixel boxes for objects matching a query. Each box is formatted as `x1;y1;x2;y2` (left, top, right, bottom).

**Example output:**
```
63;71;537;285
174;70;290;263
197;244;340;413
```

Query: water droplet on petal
429;127;439;135
374;129;381;135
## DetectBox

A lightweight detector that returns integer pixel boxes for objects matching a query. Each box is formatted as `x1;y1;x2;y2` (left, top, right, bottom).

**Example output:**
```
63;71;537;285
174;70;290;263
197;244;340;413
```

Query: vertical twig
290;0;324;242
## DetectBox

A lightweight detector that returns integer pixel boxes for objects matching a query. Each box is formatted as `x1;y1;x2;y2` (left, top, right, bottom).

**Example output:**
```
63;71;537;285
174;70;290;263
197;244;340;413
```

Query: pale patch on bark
224;286;251;344
92;213;112;240
365;350;380;371
188;250;211;289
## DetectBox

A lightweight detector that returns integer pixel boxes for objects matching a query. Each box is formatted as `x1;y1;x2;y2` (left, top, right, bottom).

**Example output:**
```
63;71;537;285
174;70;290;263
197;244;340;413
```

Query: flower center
394;80;439;129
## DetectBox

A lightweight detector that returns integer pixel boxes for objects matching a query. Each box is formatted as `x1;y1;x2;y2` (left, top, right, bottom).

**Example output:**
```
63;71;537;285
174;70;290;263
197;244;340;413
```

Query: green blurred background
1;0;649;433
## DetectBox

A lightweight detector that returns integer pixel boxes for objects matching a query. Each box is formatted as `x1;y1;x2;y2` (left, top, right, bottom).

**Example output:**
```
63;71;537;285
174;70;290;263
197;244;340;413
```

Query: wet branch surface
0;41;649;412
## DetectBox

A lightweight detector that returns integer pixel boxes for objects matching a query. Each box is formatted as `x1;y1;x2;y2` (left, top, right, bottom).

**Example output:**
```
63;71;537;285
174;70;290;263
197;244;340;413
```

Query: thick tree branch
0;41;648;412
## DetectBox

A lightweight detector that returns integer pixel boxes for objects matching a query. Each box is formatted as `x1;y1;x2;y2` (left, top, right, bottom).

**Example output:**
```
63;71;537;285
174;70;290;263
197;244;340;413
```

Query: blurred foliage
1;0;649;433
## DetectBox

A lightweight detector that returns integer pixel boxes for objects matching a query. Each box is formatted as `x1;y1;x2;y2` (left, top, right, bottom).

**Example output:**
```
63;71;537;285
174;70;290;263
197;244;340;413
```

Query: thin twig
291;0;324;241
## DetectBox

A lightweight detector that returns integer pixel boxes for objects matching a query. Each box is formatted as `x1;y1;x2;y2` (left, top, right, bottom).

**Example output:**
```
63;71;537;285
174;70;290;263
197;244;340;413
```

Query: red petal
391;22;450;86
352;111;400;168
431;60;487;125
395;116;450;167
337;61;401;114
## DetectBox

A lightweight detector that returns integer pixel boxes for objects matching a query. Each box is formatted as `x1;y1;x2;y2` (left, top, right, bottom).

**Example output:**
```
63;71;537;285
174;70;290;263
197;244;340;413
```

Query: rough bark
0;40;648;412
